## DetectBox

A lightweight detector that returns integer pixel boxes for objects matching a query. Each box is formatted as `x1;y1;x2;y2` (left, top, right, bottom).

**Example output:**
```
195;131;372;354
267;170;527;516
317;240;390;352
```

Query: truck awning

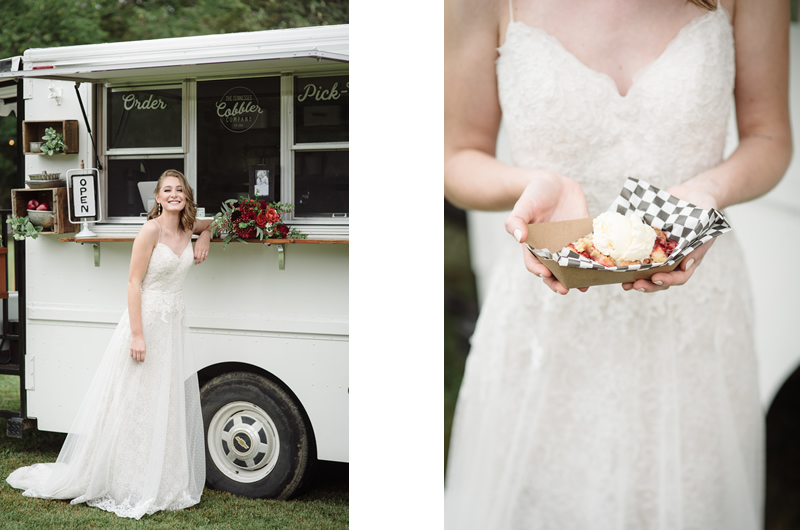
1;51;348;83
0;25;348;83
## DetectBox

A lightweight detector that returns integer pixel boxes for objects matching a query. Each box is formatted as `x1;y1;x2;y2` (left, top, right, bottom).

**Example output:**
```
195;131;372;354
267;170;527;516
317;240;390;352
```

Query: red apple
36;203;49;211
27;199;39;210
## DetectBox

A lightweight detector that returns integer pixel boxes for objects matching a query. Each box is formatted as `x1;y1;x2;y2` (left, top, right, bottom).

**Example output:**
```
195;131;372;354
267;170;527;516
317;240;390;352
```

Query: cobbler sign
216;86;264;133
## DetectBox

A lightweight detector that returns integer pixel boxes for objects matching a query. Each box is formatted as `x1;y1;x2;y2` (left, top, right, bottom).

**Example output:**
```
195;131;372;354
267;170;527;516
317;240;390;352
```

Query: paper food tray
524;178;733;289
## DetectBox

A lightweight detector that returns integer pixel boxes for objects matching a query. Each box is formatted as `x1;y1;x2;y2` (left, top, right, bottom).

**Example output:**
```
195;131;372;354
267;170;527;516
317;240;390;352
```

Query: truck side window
293;75;349;219
107;86;182;149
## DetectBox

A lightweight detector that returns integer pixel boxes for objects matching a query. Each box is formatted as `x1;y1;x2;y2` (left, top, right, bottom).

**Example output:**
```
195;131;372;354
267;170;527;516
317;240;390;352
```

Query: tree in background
0;0;348;209
0;0;348;55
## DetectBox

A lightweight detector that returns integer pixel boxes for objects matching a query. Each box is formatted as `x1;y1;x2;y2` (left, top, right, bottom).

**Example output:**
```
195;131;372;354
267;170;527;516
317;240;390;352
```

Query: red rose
256;213;267;228
234;224;256;239
277;224;289;238
265;208;280;224
259;201;267;210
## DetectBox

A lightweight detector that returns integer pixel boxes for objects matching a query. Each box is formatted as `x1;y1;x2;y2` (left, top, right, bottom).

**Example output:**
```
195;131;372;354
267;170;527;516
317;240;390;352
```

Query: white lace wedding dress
7;224;205;520
445;6;764;530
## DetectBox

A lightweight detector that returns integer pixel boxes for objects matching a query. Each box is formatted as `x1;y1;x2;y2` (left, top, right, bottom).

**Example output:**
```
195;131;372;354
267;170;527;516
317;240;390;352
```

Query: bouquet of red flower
209;197;307;248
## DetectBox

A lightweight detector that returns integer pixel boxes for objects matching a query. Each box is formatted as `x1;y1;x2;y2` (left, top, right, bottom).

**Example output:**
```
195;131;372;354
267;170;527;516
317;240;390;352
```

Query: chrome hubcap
208;401;280;483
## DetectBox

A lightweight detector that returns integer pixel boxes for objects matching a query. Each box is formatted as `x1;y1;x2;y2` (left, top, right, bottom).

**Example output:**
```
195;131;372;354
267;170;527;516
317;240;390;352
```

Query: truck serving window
196;76;281;214
104;84;186;218
107;86;182;149
292;75;349;219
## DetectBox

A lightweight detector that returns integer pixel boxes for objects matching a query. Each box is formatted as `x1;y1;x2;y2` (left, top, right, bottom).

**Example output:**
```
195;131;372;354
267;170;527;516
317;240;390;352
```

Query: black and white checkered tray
528;178;732;272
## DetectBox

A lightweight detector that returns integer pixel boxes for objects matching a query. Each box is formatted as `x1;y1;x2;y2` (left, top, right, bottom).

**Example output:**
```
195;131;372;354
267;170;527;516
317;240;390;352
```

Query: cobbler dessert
566;211;678;267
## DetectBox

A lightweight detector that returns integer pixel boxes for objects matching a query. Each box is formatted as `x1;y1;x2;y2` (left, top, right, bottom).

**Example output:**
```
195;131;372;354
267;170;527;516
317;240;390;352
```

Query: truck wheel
200;371;316;499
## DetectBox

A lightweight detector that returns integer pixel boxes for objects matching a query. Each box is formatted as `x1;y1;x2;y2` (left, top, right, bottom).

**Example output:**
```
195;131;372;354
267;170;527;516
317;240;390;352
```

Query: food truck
0;24;349;500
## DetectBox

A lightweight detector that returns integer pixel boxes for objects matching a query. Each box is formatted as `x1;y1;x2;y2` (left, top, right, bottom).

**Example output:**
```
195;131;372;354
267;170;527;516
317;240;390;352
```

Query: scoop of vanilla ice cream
592;212;631;261
592;212;656;263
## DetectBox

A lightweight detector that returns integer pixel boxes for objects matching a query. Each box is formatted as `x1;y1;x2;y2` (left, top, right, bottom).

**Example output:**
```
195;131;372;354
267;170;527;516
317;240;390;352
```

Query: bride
444;0;791;528
7;169;212;519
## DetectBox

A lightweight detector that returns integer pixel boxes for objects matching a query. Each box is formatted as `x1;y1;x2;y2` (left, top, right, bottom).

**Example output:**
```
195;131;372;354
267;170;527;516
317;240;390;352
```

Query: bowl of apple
27;200;55;229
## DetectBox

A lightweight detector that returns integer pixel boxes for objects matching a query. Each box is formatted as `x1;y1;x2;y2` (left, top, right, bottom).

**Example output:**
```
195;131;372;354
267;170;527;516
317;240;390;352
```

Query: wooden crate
22;120;79;155
11;188;78;234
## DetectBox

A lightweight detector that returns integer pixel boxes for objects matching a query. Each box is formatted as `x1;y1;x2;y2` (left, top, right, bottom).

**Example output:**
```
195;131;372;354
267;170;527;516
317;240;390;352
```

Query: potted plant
6;215;44;240
40;127;67;155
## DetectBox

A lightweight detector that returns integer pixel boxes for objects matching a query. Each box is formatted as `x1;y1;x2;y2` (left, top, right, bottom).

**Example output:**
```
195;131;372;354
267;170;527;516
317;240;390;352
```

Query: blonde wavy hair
147;169;197;233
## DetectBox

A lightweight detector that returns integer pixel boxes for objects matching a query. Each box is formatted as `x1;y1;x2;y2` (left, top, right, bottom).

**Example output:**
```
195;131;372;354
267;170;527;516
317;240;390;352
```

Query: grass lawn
0;376;348;529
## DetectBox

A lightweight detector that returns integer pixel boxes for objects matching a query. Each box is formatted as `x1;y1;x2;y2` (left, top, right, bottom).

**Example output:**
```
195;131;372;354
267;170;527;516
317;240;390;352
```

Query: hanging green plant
40;127;67;155
6;215;43;240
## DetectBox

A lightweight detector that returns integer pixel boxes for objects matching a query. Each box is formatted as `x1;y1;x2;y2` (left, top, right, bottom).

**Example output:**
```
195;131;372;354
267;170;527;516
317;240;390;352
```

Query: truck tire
200;371;316;499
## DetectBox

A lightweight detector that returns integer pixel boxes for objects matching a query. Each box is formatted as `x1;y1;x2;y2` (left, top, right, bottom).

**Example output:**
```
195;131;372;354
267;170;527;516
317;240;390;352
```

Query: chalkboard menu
107;86;182;149
294;75;349;143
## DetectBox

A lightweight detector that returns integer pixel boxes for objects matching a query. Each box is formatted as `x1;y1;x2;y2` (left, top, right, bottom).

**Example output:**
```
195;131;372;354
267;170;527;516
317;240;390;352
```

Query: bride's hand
504;170;590;295
622;183;718;293
194;230;211;265
130;334;146;362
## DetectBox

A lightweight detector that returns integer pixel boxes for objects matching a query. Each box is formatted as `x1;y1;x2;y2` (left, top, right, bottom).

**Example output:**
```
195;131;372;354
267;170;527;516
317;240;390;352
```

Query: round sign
216;86;264;133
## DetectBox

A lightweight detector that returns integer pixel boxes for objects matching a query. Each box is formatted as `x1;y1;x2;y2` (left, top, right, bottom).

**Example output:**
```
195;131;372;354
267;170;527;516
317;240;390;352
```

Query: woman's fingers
505;216;527;243
521;246;552;277
625;238;713;292
521;247;588;294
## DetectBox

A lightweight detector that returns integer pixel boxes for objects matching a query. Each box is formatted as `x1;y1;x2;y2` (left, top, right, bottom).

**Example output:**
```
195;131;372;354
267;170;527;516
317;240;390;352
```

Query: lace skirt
6;290;205;520
444;233;764;530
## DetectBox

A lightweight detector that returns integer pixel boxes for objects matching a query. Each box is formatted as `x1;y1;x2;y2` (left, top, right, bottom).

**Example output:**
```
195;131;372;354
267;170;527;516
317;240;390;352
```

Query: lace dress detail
6;232;205;520
445;8;763;530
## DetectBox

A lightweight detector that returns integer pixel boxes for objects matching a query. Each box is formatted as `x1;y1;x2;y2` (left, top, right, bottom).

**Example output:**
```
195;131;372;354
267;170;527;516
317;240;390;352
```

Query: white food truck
0;24;349;500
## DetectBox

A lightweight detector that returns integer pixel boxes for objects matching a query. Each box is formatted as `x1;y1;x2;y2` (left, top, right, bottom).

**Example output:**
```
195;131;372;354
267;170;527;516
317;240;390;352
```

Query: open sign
70;174;97;218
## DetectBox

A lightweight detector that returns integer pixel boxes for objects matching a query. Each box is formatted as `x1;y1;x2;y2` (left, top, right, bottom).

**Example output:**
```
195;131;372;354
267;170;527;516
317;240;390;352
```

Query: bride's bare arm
673;0;791;211
444;0;529;211
192;218;212;265
444;0;589;294
128;221;159;362
628;0;791;293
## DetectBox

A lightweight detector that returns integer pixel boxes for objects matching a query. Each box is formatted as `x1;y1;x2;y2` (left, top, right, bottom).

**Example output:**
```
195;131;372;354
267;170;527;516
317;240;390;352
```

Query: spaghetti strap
508;0;514;23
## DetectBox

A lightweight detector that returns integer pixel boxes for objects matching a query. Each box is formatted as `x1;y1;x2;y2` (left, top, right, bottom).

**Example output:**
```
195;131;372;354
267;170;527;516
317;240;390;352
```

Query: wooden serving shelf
60;237;348;244
58;236;348;269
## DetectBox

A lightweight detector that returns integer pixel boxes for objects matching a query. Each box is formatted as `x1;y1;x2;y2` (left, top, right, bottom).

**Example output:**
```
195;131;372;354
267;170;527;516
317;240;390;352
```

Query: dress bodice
496;8;735;215
141;242;194;294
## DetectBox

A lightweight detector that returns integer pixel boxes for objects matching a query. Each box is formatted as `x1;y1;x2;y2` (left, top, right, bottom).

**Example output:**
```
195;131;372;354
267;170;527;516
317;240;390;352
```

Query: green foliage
6;215;42;240
0;0;348;58
0;1;107;56
39;127;66;156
